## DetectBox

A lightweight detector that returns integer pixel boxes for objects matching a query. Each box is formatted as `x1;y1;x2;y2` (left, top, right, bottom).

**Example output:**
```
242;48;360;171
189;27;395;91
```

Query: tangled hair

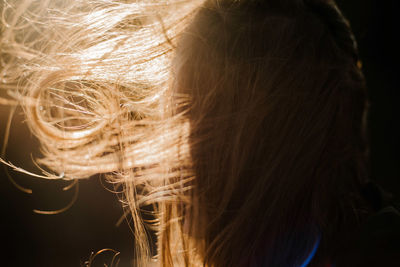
1;0;370;266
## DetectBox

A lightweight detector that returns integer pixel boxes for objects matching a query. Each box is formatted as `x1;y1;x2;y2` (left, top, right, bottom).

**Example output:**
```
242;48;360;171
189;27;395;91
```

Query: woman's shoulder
336;181;400;267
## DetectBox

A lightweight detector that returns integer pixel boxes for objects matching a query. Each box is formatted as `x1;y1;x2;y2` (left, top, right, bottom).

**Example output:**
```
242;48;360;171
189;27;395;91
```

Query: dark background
1;1;399;266
0;110;135;267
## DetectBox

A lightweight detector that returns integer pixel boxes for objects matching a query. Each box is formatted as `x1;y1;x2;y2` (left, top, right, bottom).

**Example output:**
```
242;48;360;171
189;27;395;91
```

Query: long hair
1;0;370;266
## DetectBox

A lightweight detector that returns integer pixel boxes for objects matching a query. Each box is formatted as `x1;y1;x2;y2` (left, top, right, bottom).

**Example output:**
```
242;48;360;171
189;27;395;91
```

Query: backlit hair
1;0;370;266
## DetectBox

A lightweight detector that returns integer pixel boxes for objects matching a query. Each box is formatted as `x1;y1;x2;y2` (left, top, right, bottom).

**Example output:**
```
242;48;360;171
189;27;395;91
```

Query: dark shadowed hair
169;0;370;266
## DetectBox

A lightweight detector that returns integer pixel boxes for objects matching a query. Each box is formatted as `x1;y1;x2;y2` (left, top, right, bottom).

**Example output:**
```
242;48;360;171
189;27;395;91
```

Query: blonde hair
1;0;204;265
1;0;369;266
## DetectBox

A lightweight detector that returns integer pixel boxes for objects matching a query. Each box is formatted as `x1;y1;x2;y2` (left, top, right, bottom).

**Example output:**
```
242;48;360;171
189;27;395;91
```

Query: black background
1;1;399;266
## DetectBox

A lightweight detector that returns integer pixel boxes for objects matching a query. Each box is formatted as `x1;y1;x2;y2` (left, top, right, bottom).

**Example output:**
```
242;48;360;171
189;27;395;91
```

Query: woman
0;0;392;266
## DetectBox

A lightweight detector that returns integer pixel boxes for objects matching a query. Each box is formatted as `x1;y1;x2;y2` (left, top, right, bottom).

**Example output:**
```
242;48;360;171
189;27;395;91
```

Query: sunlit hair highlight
1;0;203;265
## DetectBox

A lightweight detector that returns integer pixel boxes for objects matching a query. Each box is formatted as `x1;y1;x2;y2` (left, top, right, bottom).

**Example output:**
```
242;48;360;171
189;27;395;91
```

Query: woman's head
0;0;369;266
169;0;368;265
